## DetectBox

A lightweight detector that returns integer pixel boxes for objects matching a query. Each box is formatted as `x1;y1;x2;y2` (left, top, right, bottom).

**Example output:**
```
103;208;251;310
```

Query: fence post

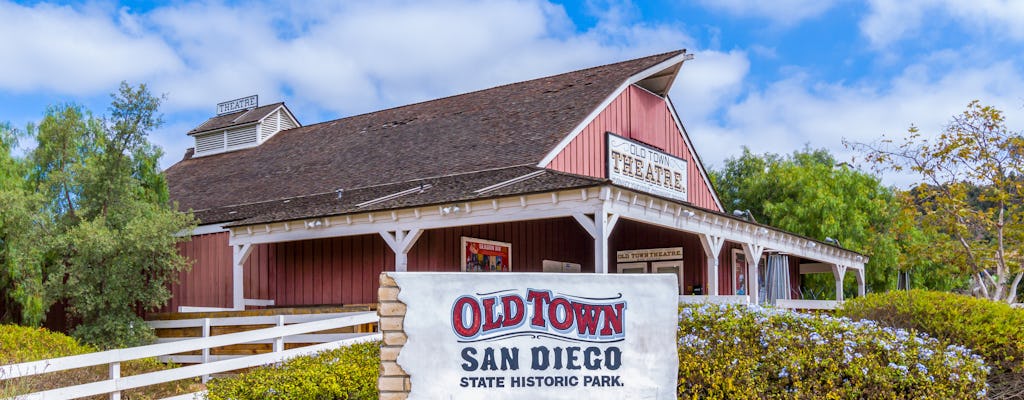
274;315;285;353
201;318;211;383
109;362;121;400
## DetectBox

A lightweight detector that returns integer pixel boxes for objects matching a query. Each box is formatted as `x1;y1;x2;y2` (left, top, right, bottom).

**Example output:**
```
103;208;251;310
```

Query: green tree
710;146;930;295
20;83;195;348
0;123;48;325
851;101;1024;303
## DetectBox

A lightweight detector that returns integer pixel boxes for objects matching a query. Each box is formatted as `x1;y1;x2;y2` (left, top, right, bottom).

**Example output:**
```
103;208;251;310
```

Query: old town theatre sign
607;132;688;202
384;272;678;399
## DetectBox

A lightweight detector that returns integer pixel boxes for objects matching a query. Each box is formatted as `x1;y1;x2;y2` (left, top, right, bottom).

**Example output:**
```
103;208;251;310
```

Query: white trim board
226;184;867;270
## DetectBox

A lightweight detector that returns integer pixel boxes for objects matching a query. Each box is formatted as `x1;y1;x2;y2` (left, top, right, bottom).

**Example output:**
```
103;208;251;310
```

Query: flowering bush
206;340;380;400
839;290;1024;374
677;304;988;399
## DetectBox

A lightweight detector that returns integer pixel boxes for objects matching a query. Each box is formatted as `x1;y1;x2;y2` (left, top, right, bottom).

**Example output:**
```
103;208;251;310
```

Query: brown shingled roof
196;166;605;226
166;50;686;223
187;102;286;135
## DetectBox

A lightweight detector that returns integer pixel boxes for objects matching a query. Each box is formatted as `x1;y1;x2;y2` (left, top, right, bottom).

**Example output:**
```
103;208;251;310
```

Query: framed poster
461;237;512;272
732;248;747;295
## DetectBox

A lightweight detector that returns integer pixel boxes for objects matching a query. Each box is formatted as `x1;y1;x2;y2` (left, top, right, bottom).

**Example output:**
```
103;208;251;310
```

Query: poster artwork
462;237;511;272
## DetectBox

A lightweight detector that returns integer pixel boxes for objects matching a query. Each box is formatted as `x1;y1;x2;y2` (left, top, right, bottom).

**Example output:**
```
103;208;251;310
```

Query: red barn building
163;50;866;313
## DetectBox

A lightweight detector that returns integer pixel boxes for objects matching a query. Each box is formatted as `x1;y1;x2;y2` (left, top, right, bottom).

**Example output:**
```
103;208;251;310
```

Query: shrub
206;341;380;400
0;324;198;399
838;290;1024;374
678;303;989;399
0;324;96;364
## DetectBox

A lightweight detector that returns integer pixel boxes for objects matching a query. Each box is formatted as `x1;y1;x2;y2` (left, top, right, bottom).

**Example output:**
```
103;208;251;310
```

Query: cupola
188;95;300;157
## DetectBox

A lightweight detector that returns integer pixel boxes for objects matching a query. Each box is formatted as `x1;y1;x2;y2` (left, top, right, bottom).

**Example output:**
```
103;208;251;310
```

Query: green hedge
678;303;988;399
0;324;197;398
206;340;380;400
838;289;1024;374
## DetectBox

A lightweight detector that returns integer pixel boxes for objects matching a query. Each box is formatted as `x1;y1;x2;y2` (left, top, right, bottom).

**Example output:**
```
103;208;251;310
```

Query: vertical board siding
167;232;233;311
546;85;721;212
627;86;668;150
407;218;593;273
719;242;742;295
265;234;392;306
169;221;767;311
789;256;803;299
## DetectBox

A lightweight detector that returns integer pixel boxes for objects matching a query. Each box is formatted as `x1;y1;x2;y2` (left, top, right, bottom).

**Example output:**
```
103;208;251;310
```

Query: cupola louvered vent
187;98;301;158
195;133;223;154
226;125;258;148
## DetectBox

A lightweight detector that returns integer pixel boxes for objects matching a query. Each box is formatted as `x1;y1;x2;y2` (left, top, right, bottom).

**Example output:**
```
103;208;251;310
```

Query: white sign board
616;247;683;263
607;133;688;202
216;95;258;115
393;272;678;400
541;260;581;273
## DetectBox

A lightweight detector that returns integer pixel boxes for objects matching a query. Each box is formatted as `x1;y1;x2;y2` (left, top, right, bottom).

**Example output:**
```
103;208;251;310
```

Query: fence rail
1;311;380;400
773;299;840;310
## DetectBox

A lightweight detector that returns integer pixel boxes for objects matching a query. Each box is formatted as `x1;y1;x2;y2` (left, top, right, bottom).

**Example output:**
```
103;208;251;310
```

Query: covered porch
167;184;866;314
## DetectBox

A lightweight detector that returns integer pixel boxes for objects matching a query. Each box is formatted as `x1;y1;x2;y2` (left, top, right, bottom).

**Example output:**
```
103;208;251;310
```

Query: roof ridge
290;50;686;132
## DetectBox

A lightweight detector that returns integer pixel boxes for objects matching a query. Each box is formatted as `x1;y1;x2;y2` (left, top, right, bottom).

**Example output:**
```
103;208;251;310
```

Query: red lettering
502;295;525;328
482;298;503;331
600;303;626;336
527;290;551;328
572;303;602;336
549;298;574;331
452;296;481;338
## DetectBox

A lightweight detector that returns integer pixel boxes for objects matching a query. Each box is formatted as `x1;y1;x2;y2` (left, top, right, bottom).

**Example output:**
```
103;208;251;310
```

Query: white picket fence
0;311;380;400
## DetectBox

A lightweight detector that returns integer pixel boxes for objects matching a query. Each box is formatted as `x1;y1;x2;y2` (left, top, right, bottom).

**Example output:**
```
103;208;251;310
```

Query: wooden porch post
380;229;424;272
232;243;254;310
698;234;725;296
741;243;764;304
573;209;619;274
832;264;848;302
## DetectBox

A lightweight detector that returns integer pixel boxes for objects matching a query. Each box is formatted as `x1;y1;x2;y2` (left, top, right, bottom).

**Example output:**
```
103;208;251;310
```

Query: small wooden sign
216;95;258;115
616;247;683;263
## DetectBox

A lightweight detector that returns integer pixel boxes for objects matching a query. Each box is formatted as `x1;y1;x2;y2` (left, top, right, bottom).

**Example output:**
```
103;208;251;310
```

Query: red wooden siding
546;85;720;211
170;219;594;309
167;232;233;311
629;86;668;150
167;220;799;311
719;242;740;295
789;256;803;299
407;218;593;273
257;234;394;306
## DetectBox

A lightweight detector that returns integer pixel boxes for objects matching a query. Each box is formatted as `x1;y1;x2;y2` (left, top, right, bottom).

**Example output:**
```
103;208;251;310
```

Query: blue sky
2;0;1023;187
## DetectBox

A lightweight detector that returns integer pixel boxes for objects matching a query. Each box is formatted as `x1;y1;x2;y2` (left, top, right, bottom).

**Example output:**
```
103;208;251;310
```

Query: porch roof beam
229;188;606;247
225;185;867;271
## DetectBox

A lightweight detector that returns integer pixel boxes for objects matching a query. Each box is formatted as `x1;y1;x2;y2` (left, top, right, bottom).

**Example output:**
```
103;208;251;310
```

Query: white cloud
0;2;181;94
671;50;750;123
696;0;839;26
143;0;693;116
861;0;1024;48
683;59;1024;187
